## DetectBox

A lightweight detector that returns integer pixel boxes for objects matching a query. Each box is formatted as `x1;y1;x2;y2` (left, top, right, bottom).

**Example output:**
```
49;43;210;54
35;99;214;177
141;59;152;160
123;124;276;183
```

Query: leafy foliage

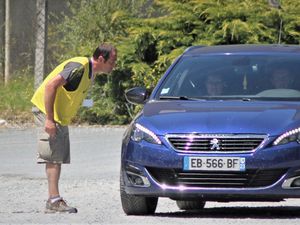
51;0;300;124
117;0;300;89
0;73;34;123
50;0;150;124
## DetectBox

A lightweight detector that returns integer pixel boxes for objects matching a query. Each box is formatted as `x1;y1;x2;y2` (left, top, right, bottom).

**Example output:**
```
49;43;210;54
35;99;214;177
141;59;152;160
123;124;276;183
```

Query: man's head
205;73;224;96
271;68;292;89
92;43;117;74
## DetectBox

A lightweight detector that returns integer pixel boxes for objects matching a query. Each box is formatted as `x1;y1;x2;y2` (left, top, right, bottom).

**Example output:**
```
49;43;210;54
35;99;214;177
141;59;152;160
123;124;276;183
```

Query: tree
53;0;300;124
116;0;300;89
50;0;151;124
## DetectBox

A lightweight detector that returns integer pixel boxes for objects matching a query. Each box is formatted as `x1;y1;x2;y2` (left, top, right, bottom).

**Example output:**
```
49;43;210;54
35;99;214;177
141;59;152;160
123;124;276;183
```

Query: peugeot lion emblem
210;138;220;150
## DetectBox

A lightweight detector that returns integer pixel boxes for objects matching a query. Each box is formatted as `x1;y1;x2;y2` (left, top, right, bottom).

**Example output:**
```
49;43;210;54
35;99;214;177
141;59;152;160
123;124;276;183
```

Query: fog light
282;176;300;189
291;178;300;187
126;171;150;187
130;175;144;185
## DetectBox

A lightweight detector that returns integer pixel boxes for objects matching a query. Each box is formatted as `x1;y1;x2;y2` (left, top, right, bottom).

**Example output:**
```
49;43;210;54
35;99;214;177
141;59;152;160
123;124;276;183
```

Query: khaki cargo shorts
32;107;70;164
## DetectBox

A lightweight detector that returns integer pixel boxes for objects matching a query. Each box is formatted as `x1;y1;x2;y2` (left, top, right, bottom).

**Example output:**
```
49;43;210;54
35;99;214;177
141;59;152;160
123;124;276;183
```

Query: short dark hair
93;43;115;61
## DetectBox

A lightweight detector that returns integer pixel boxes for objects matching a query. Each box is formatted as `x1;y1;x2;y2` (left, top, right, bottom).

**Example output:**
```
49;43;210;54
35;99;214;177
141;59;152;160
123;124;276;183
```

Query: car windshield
157;54;300;101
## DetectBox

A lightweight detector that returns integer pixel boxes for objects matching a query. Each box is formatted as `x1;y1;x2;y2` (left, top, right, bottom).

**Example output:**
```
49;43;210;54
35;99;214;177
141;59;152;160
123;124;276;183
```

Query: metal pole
278;18;283;44
4;0;10;85
267;0;283;44
268;0;281;9
34;0;47;89
268;0;283;44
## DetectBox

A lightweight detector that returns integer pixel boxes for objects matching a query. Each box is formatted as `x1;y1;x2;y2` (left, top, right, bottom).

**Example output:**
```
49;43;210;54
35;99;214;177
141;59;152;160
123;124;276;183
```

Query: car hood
138;100;300;136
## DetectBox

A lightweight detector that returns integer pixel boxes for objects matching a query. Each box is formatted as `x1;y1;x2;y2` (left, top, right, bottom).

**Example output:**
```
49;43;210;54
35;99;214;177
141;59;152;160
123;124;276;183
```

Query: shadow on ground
154;206;300;219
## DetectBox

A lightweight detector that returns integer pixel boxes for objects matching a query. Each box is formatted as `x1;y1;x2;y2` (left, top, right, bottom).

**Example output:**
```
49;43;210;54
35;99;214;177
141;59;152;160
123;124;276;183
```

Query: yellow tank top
31;57;92;125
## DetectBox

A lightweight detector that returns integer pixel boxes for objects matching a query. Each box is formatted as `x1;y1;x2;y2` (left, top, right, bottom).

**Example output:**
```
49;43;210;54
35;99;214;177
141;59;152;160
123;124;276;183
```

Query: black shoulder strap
88;58;93;79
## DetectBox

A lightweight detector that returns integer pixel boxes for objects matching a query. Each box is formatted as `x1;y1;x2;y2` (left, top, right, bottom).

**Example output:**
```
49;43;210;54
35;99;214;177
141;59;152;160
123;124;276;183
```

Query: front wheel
120;171;158;215
176;200;206;210
120;188;158;215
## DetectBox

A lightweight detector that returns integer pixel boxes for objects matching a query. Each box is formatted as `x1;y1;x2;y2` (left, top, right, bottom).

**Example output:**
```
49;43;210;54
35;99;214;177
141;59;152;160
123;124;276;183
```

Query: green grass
0;76;34;123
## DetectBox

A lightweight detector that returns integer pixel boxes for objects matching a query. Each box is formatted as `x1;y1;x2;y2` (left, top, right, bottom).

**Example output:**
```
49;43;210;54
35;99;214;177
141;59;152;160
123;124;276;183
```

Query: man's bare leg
45;163;77;213
46;163;61;198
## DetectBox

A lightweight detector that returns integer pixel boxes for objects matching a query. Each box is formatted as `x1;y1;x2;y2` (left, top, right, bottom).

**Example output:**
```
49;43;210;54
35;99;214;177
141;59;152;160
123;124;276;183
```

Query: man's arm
44;75;67;137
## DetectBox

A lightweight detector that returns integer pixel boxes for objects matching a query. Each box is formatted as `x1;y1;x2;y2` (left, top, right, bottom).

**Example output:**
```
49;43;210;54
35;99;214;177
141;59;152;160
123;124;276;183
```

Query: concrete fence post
34;0;47;89
4;0;10;85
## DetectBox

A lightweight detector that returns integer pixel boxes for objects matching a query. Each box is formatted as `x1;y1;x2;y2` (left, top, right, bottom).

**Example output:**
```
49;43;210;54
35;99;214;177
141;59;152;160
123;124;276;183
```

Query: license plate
183;156;245;171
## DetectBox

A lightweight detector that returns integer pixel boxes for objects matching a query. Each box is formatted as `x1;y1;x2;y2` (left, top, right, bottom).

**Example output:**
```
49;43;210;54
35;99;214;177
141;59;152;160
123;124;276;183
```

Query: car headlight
131;123;162;145
273;127;300;146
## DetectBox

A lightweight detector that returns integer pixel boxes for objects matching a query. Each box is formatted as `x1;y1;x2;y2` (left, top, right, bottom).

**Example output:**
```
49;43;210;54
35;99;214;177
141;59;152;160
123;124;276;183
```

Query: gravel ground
1;126;300;225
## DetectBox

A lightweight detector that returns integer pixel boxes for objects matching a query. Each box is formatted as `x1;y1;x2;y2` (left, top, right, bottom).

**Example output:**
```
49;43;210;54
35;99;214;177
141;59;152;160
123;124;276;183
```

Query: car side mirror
125;87;149;105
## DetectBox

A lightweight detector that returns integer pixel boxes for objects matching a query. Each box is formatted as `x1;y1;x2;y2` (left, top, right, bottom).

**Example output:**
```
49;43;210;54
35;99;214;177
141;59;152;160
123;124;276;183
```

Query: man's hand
45;118;57;138
44;74;67;138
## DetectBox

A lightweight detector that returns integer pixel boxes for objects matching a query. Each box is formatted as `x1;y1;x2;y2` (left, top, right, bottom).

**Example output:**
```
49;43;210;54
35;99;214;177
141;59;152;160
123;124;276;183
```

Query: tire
176;200;206;210
120;171;158;215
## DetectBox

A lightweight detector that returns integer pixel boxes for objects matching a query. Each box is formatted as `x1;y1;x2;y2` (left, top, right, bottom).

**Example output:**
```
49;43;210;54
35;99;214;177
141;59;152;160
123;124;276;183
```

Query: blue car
120;44;300;215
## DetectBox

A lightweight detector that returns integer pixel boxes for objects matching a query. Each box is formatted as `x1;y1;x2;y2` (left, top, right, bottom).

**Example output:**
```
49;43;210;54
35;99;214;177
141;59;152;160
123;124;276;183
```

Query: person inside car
270;67;293;89
205;73;224;96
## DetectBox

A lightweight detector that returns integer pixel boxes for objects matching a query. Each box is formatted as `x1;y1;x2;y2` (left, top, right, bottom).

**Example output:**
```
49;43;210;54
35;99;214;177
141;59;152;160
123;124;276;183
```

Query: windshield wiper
159;96;197;100
242;98;252;101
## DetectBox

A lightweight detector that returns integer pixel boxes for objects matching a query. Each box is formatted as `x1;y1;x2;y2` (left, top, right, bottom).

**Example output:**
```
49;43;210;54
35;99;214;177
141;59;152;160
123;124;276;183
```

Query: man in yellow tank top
31;43;117;213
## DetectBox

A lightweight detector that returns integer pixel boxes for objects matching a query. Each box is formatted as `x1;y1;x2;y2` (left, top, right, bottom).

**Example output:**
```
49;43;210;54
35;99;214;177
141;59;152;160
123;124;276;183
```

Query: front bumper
121;139;300;201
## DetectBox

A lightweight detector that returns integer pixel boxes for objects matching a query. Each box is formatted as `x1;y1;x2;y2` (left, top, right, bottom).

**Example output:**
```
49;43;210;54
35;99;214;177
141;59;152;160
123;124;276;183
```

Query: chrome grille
166;134;266;153
146;167;287;188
